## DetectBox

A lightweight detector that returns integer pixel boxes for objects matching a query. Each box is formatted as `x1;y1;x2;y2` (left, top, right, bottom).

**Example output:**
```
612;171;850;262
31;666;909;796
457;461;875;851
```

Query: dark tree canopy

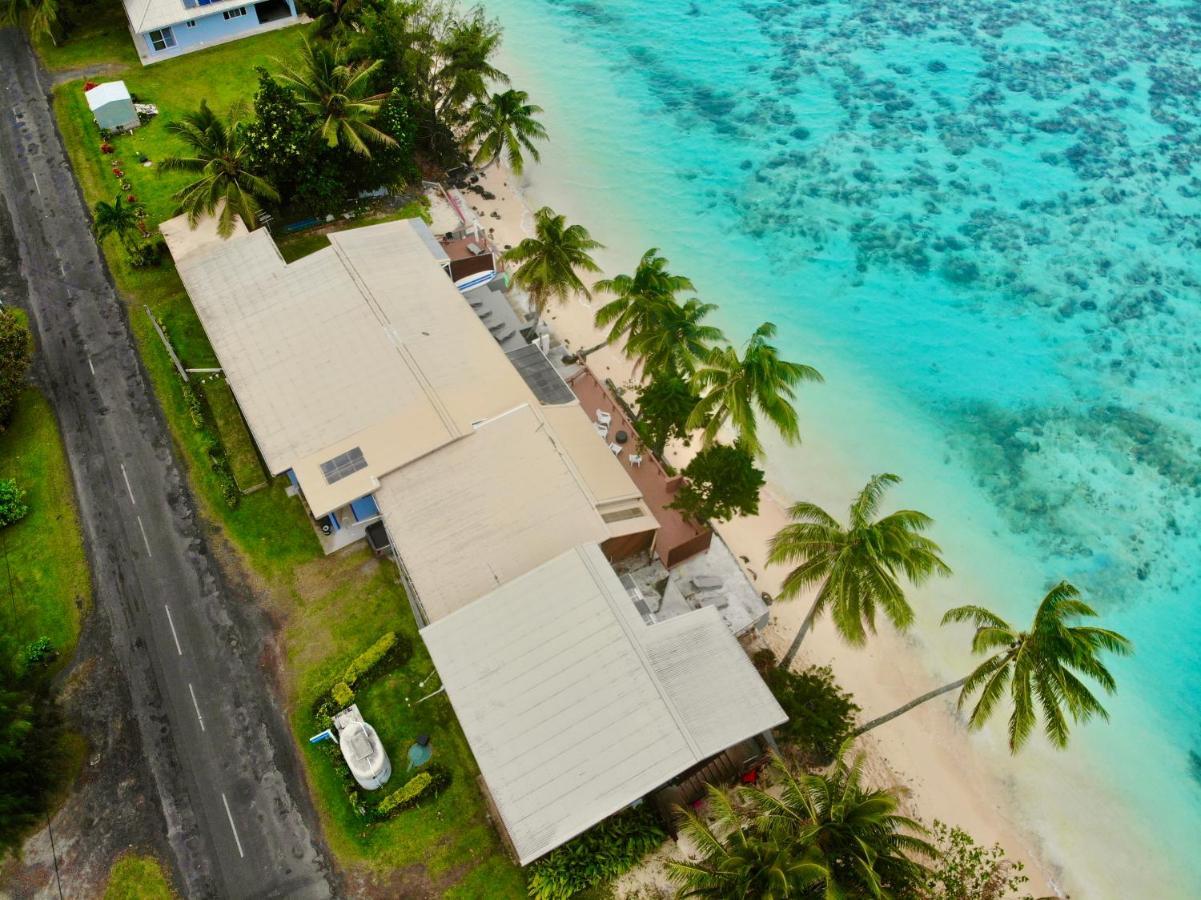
669;441;764;524
0;309;32;431
634;374;698;456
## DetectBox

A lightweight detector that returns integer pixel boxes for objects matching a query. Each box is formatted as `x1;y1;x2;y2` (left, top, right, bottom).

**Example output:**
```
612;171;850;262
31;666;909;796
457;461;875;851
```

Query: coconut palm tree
855;582;1132;752
465;89;548;174
593;249;694;352
502;206;602;325
686;322;821;456
92;195;142;252
668;785;828;898
743;750;934;897
627;297;726;379
277;40;398;157
309;0;373;38
768;474;950;669
159;101;279;239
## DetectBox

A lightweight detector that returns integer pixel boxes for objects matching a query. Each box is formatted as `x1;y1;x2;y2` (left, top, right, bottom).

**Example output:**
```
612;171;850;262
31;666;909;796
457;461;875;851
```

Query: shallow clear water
482;0;1201;894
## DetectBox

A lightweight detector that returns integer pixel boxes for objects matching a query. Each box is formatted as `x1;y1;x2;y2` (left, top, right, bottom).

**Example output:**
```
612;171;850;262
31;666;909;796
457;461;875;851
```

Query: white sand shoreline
454;165;1063;895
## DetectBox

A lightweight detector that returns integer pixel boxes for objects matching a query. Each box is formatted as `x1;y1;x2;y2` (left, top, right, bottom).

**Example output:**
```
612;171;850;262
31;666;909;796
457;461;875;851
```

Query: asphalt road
0;29;334;899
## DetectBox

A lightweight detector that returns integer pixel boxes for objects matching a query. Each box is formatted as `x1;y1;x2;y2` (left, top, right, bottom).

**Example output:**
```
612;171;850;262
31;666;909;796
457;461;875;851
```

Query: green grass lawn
35;2;139;73
275;199;434;263
286;551;525;897
0;387;91;665
103;853;175;900
199;378;266;492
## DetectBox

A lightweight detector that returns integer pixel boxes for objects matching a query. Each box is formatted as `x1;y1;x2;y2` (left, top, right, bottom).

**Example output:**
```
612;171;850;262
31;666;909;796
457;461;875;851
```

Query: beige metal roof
375;405;612;624
123;0;255;33
162;213;535;517
541;405;644;506
420;544;786;864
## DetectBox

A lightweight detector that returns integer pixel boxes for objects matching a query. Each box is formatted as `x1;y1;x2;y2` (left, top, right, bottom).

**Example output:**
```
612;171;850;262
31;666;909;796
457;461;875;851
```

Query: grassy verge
275;198;433;263
45;24;523;894
0;387;91;664
199;379;266;492
102;853;175;900
286;551;524;896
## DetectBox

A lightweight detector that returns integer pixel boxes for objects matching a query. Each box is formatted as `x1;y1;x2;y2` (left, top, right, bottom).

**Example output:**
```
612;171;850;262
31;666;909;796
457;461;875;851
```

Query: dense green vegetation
527;806;666;900
0;308;32;430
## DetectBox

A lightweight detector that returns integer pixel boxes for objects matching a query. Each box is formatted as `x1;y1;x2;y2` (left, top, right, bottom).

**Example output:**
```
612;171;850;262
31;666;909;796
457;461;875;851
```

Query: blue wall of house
137;1;297;60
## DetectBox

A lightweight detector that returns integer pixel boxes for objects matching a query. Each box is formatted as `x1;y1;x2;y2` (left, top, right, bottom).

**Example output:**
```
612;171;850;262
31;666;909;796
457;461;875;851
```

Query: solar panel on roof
505;345;575;405
320;447;367;484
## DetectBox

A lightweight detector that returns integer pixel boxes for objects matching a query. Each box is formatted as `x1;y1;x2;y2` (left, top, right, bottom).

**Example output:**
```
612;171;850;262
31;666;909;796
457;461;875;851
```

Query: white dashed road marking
221;793;245;859
164;605;182;656
120;463;135;504
136;515;152;557
188;683;205;732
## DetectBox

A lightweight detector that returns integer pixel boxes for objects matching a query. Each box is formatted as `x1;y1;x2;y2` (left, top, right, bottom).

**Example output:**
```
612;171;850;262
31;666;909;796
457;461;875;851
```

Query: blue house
120;0;300;64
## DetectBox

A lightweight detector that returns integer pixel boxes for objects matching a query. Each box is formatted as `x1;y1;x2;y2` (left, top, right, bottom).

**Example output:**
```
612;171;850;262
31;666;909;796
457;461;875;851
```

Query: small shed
85;81;139;132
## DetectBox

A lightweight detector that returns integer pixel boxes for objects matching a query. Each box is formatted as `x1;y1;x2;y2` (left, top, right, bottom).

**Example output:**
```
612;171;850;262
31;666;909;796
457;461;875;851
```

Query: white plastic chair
609;442;622;457
594;421;609;439
628;454;642;467
596;410;612;427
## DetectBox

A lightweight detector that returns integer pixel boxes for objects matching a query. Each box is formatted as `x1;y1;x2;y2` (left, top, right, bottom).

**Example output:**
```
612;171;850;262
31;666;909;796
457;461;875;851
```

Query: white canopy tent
86;81;139;132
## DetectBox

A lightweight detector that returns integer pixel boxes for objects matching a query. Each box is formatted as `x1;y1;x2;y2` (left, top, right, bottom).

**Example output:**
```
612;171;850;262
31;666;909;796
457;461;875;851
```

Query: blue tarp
350;494;380;522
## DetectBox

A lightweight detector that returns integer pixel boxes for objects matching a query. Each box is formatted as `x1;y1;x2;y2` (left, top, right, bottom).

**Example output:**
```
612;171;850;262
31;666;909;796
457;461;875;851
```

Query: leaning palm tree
277;40;398;157
465;89;548;174
768;474;950;669
159;101;279;239
668;785;828;898
854;582;1132;752
627;297;726;379
92;195;142;252
686;322;822;456
503;206;602;325
593;248;695;351
743;749;934;897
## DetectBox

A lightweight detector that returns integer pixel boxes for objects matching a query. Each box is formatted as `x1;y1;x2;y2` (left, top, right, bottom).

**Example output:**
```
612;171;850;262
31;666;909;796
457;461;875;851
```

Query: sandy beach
443;164;1066;895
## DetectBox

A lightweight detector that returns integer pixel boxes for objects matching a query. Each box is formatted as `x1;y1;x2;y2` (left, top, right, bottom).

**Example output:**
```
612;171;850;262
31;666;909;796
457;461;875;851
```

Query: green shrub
527;804;666;900
0;308;33;431
180;380;205;429
922;820;1031;899
20;637;56;671
761;655;859;765
331;681;354;709
344;631;398;686
378;771;432;815
126;235;164;268
0;478;29;528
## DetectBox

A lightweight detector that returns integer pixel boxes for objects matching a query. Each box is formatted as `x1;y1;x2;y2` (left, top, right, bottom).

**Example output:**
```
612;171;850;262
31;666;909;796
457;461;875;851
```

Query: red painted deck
568;368;712;567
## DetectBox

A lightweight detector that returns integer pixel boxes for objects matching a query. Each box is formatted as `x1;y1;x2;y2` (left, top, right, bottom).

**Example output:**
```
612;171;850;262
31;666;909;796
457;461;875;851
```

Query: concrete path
0;28;335;900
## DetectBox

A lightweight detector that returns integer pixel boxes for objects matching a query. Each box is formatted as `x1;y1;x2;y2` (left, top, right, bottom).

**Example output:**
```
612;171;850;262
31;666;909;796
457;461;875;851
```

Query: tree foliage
92;195;141;252
0;309;33;432
669;441;764;524
944;583;1132;753
755;653;860;765
160;100;279;238
0;479;29;528
687;321;822;456
767;473;951;667
920;821;1031;900
465;88;547;174
502;206;602;322
633;374;699;456
527;805;666;899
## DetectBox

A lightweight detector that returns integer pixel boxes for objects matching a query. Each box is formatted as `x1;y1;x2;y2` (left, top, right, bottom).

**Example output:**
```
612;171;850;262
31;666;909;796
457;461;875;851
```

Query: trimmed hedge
527;804;666;899
331;681;354;708
314;631;411;723
379;771;432;814
344;632;399;685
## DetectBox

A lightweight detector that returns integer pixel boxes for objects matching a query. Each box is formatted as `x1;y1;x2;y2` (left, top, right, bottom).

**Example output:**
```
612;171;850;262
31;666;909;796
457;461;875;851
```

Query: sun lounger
690;575;723;592
493;329;515;343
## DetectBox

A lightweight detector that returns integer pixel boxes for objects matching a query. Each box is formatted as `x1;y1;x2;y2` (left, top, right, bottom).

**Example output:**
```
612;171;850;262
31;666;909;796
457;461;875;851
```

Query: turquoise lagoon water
482;0;1201;895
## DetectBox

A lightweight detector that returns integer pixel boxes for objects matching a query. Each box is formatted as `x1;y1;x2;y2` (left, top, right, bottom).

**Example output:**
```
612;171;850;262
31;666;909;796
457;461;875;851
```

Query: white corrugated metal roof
420;544;786;864
375;405;611;624
85;81;131;110
122;0;254;33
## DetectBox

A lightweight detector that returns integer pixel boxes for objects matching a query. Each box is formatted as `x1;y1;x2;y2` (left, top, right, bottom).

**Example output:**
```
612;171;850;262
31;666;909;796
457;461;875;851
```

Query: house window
185;19;197;27
319;448;367;485
223;6;247;19
148;27;176;51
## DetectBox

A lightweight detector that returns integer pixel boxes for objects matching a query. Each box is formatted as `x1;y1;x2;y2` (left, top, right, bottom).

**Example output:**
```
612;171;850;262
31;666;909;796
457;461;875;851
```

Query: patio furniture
629;454;643;467
596;410;612;427
690;575;723;592
609;442;623;457
615;430;629;444
594;422;609;439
